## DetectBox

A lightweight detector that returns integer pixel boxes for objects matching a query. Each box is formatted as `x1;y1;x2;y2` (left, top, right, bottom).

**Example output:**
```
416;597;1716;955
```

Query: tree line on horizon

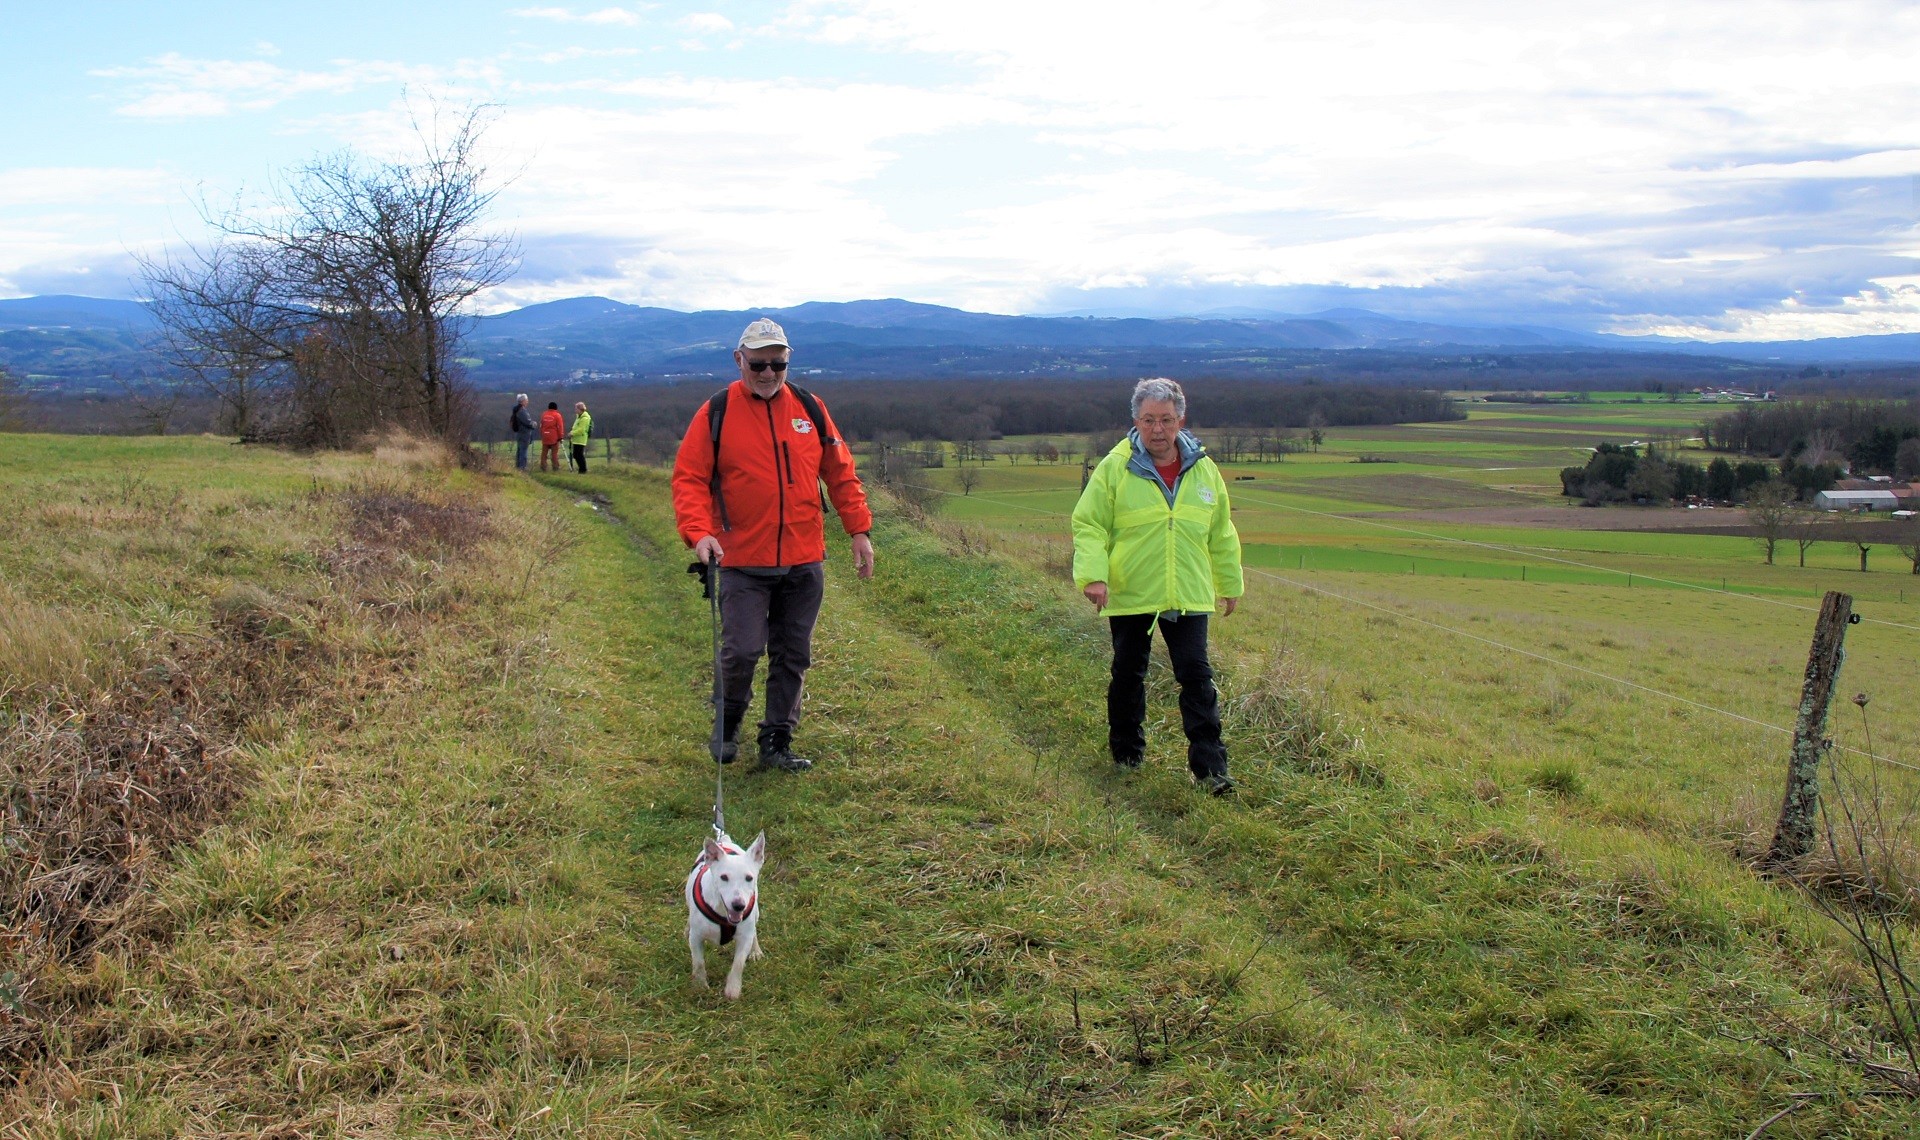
1702;398;1920;478
522;376;1461;464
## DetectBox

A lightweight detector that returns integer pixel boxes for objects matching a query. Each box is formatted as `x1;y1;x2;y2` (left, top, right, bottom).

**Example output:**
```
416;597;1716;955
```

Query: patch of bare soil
1379;504;1761;533
1287;473;1544;511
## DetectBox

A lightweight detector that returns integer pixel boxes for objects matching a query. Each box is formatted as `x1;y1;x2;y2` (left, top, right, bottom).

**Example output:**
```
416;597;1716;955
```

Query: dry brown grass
340;481;494;558
1710;781;1920;913
361;428;460;472
0;470;502;1078
0;587;102;701
1221;646;1382;785
0;648;248;1066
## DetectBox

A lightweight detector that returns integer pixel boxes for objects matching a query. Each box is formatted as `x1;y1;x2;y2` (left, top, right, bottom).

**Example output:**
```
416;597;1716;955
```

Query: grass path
527;467;1918;1137
11;449;1919;1137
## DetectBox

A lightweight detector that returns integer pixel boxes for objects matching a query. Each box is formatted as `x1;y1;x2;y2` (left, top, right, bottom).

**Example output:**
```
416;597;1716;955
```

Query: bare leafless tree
955;465;981;496
1799;426;1846;467
1894;517;1920;575
1745;478;1796;565
140;237;292;436
139;104;516;448
1790;509;1836;568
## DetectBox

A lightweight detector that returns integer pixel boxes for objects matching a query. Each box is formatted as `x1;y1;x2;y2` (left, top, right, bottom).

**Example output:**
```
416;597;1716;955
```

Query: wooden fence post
1762;590;1853;870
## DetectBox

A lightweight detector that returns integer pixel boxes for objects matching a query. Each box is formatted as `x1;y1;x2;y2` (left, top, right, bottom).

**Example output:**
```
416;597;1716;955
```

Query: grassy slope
6;439;1918;1136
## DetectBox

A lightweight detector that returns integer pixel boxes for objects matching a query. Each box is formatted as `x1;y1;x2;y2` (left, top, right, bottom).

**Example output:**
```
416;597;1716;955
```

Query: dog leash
707;551;727;838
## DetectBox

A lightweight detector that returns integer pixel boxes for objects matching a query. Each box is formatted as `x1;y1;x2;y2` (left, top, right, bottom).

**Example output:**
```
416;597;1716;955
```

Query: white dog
685;830;766;999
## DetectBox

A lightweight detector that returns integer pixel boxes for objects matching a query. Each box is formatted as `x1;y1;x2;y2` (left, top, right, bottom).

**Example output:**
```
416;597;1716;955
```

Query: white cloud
739;0;1920;327
93;53;459;118
0;167;175;209
509;5;643;25
1632;277;1920;341
22;0;1920;333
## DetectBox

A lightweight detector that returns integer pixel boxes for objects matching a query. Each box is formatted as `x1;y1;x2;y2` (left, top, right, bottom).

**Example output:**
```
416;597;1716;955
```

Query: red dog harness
692;849;756;945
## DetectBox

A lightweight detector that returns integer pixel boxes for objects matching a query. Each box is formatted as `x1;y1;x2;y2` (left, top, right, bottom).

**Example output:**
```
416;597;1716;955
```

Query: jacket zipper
762;399;785;566
782;442;795;485
1166;478;1177;612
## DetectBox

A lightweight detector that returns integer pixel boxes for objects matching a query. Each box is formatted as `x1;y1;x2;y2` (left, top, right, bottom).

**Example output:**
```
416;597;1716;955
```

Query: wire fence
470;435;650;468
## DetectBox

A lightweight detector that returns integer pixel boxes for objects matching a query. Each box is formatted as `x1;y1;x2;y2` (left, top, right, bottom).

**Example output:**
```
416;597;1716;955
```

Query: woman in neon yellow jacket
568;402;593;474
1071;378;1244;795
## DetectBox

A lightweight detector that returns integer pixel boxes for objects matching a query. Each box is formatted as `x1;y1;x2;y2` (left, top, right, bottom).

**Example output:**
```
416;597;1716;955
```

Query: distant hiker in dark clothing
671;318;875;773
511;393;536;470
539;402;565;471
569;401;593;474
1072;378;1245;796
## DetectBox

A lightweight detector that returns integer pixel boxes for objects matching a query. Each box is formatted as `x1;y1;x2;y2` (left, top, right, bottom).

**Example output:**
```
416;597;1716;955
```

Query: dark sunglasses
747;360;789;374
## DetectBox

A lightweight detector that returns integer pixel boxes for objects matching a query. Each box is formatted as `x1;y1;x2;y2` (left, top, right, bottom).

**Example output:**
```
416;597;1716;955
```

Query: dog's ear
747;831;767;865
704;836;727;863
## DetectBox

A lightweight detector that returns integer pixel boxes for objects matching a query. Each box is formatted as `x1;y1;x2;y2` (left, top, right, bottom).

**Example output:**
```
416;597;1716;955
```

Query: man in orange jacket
672;317;875;772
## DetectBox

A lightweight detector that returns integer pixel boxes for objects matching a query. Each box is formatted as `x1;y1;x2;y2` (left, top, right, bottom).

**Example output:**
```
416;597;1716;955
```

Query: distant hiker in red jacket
671;317;874;773
539;402;565;471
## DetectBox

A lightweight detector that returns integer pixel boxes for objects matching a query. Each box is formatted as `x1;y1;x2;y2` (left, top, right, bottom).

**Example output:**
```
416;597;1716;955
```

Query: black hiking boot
1112;751;1144;771
1199;772;1236;797
757;731;813;773
710;710;743;764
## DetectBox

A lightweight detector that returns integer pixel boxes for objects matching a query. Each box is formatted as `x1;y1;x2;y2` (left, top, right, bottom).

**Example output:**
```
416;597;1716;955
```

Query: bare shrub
363;427;461;471
927;518;996;559
138;105;517;448
340;482;493;558
1721;697;1920;1096
869;471;944;522
0;649;251;1068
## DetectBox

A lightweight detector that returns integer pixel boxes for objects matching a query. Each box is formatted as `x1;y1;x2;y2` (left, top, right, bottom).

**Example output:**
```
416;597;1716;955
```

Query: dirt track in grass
1376;503;1764;533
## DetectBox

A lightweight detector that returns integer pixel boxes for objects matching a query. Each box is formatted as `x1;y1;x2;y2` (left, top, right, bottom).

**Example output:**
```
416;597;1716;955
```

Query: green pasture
928;396;1917;607
922;405;1920;776
6;429;1920;1135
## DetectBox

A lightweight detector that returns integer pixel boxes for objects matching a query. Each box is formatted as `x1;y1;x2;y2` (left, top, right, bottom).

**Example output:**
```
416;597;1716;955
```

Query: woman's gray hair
516;393;529;403
1131;377;1186;419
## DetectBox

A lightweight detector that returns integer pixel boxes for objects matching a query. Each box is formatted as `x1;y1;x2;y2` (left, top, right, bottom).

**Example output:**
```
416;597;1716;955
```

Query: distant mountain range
4;293;1919;390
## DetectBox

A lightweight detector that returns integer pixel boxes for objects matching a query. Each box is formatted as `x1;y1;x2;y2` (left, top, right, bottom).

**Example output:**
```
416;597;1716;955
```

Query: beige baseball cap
737;317;789;350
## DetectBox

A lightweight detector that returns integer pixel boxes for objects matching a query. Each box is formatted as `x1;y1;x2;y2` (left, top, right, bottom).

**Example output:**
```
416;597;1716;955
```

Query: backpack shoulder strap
705;387;732;532
706;387;730;446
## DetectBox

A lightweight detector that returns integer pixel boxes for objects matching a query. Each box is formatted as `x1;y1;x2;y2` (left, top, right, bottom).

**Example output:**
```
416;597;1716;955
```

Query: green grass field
4;416;1919;1136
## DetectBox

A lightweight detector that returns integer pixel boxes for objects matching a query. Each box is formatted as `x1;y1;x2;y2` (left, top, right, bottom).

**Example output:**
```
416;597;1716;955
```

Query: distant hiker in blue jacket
510;394;536;470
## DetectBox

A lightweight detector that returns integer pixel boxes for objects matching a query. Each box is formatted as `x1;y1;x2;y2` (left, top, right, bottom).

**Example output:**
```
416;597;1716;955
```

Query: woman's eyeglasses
747;360;790;374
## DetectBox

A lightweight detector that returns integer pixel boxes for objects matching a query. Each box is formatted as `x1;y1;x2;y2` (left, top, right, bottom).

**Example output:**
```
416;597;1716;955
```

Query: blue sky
5;1;1920;339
